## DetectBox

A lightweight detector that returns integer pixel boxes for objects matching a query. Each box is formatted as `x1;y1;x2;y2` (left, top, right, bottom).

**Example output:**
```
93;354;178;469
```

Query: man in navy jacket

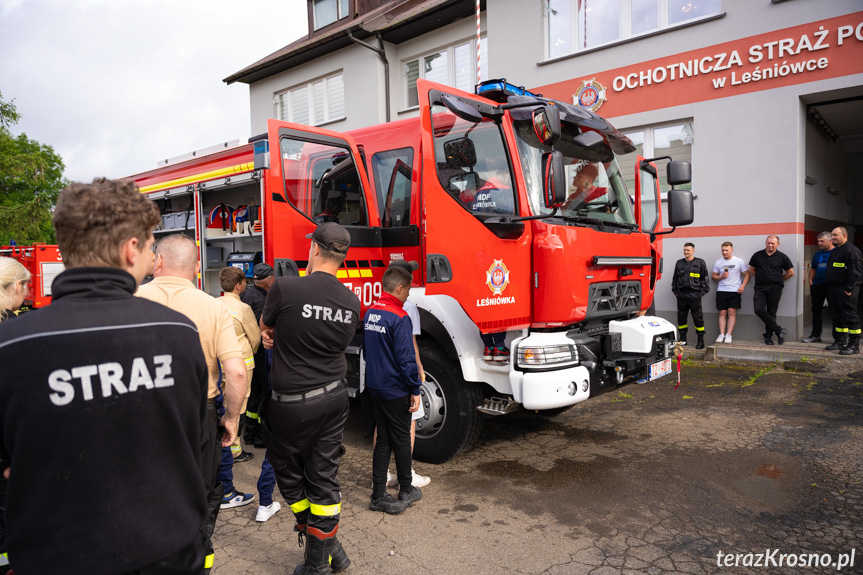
363;266;422;514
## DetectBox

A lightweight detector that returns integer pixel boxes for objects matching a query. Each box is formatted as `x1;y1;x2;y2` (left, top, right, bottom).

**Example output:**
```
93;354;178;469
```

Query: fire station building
226;0;863;342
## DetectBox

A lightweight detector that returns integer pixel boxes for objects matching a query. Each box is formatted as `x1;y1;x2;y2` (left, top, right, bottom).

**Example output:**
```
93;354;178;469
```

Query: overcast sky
0;0;307;182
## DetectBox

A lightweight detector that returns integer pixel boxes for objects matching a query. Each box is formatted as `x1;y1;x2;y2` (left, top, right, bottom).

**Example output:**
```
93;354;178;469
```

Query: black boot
294;527;338;575
840;335;860;355
763;332;774;345
695;332;705;350
826;333;848;351
294;524;350;574
678;328;688;346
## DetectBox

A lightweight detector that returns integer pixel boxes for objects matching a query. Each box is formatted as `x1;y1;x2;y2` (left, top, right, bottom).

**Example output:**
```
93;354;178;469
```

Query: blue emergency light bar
253;139;270;170
475;79;541;102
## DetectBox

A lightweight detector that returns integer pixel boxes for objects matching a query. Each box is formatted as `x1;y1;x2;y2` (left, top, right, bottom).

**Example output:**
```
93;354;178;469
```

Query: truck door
262;120;383;312
417;79;532;332
634;156;664;295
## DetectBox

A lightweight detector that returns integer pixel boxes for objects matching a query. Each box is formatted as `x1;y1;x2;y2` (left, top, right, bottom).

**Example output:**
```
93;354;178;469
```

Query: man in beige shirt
136;234;249;555
218;266;261;462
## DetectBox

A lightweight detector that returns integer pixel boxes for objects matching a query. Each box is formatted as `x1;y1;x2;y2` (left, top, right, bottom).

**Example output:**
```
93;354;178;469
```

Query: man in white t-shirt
711;241;750;343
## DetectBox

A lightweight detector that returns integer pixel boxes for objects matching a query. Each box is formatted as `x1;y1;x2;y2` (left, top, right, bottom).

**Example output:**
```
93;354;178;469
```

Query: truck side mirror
666;161;691;185
542;150;566;209
444;137;477;168
667;189;694;227
532;105;561;146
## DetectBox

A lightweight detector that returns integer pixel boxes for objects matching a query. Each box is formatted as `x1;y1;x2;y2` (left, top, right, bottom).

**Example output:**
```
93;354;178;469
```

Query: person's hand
262;328;274;350
846;291;852;297
2;467;8;479
409;394;421;413
737;286;745;294
220;414;238;447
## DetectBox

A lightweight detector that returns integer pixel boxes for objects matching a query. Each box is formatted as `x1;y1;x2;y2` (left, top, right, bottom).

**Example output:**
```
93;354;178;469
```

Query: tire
412;342;485;464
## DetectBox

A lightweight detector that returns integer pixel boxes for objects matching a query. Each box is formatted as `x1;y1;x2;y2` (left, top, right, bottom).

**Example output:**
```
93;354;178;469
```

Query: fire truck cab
129;78;693;463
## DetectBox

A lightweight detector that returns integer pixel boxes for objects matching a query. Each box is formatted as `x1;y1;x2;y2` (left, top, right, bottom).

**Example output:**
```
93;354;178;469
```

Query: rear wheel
412;342;484;464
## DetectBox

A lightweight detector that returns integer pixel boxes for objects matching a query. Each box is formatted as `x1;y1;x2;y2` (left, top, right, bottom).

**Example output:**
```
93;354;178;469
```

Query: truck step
477;396;520;416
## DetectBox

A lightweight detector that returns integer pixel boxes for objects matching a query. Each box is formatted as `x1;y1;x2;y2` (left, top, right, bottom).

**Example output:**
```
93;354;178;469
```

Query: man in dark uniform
242;262;274;447
0;179;210;574
749;235;795;345
261;222;360;575
803;231;833;343
825;227;863;354
672;242;710;349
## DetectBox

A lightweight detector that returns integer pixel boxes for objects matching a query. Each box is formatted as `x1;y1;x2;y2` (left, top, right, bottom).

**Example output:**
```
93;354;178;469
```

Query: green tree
0;90;67;245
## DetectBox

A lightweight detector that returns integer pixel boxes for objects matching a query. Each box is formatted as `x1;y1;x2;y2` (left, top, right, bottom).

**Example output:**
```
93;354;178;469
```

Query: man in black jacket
0;179;210;574
672;242;710;349
825;227;863;354
242;262;274;447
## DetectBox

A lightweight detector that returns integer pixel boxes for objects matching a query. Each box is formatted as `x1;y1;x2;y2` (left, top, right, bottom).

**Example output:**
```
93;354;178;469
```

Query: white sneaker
724;334;732;344
715;334;726;343
386;470;398;487
255;501;281;522
411;468;431;487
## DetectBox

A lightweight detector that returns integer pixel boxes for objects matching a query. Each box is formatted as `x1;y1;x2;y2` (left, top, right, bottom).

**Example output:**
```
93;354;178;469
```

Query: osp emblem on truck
486;259;510;295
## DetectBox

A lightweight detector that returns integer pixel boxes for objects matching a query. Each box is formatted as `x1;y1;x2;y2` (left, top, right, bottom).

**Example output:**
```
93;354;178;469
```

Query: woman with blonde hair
0;257;31;322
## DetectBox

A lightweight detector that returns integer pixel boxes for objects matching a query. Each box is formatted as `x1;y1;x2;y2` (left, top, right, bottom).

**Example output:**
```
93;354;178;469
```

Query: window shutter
291;87;309;125
313;81;325;125
327;74;344;120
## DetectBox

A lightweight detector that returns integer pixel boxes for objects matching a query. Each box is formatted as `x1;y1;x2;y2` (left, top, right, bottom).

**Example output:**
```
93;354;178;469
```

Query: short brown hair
220;266;246;292
684;242;695;249
721;241;733;248
53;178;160;268
314;240;348;266
382;266;411;293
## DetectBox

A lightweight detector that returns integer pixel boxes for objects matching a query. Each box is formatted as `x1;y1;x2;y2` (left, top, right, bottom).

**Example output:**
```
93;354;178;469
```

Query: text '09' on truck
129;78;694;463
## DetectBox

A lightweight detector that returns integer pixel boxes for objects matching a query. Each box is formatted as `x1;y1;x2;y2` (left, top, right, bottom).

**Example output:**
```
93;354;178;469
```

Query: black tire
412;341;485;464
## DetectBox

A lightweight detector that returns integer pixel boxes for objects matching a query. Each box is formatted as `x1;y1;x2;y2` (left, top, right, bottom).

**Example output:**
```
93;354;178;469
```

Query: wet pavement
214;354;863;574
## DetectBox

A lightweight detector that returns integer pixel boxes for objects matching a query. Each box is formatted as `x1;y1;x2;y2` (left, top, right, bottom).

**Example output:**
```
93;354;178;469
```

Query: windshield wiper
557;212;637;231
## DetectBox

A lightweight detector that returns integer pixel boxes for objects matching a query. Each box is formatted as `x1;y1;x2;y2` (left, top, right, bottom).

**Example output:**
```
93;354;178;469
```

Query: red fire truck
128;79;694;463
0;244;64;311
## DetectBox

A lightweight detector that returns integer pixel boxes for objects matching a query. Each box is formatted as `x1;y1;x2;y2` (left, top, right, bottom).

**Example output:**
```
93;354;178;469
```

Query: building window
313;0;349;30
277;73;345;126
616;121;693;194
546;0;720;59
404;37;488;108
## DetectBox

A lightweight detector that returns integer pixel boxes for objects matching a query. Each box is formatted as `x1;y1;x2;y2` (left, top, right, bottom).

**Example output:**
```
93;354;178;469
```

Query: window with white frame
313;0;349;30
546;0;721;59
404;37;488;109
616;121;693;195
277;73;345;126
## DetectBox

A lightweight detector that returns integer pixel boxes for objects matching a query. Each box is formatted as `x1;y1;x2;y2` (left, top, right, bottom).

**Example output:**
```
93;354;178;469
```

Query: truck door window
280;137;368;226
430;105;516;216
371;148;414;228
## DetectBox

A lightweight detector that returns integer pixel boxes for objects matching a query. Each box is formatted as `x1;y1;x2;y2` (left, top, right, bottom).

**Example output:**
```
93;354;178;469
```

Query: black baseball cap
306;222;351;255
388;259;419;273
253;263;273;279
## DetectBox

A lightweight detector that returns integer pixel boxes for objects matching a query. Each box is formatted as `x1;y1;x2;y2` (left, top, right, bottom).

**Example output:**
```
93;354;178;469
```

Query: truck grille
584;281;641;320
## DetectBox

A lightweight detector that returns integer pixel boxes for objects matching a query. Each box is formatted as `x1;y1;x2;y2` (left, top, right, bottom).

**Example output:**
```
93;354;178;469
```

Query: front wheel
412;342;485;464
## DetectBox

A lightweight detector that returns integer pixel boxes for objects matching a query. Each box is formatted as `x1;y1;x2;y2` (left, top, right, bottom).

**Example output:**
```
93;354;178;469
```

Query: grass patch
706;384;724;388
741;364;775;388
682;395;693;399
617;392;632;399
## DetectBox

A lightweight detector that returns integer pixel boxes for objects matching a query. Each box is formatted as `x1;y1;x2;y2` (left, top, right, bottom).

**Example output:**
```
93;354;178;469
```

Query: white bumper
609;315;677;353
509;331;591;410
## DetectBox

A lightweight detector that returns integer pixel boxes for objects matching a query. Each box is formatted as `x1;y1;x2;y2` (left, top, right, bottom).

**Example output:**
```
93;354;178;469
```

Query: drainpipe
348;31;390;123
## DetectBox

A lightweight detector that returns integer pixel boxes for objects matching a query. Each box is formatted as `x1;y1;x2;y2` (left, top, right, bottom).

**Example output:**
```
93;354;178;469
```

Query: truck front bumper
509;331;591;410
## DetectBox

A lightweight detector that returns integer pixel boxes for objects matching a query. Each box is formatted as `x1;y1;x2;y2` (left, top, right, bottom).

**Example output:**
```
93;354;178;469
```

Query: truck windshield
511;115;636;227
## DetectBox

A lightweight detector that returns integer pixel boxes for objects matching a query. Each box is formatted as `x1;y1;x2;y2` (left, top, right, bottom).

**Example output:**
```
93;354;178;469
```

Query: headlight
516;344;578;369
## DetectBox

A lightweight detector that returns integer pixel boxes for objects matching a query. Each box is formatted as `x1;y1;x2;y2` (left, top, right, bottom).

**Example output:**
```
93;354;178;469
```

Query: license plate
637;358;672;383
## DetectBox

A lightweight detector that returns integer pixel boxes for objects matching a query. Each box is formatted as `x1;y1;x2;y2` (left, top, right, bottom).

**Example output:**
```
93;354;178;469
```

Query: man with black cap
242;262;274;447
260;222;360;574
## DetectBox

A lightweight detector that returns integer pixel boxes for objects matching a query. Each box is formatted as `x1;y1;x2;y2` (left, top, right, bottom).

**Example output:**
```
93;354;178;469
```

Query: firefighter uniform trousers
676;290;705;335
263;382;349;542
828;286;861;341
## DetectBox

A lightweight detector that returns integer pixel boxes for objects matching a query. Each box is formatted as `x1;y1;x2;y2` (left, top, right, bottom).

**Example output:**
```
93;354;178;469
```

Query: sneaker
233;450;254;463
483;346;494;361
221;490;255;509
397;486;423;507
255;501;281;522
764;337;774;345
493;345;510;362
715;334;726;343
724;334;732;344
411;468;431;488
386;470;398;487
802;335;821;343
369;493;406;514
776;327;787;345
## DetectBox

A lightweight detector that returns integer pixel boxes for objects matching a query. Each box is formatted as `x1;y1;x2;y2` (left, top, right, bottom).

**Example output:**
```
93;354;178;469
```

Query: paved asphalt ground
213;355;863;574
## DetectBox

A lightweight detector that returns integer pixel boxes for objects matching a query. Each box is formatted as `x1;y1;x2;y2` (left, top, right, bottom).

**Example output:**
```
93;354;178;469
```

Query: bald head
154;234;199;281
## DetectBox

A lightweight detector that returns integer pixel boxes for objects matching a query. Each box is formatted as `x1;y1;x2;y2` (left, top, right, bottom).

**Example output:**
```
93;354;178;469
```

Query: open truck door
262;120;383;309
634;156;663;298
417;80;532;333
